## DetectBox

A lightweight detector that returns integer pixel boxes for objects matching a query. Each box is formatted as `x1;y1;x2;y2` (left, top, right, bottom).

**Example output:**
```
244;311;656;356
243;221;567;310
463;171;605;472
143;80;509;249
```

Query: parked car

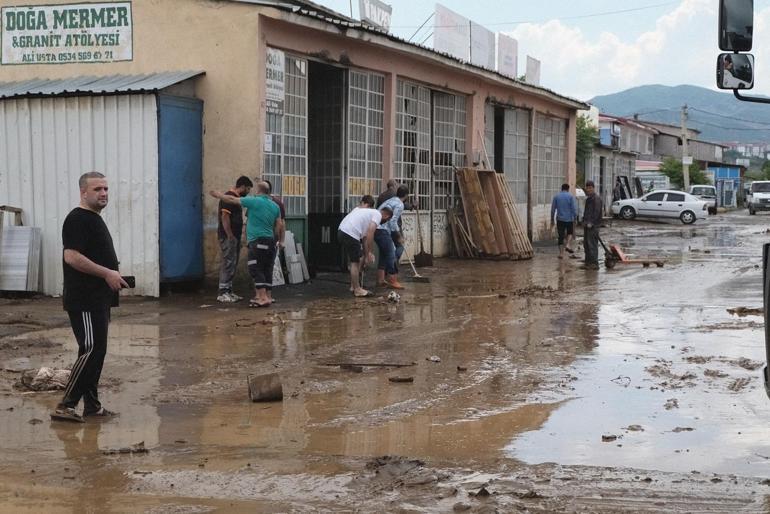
688;185;718;214
611;190;708;224
747;180;770;215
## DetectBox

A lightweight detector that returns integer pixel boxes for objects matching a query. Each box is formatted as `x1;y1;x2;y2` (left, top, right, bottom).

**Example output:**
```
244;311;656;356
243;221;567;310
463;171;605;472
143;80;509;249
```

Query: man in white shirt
338;195;393;297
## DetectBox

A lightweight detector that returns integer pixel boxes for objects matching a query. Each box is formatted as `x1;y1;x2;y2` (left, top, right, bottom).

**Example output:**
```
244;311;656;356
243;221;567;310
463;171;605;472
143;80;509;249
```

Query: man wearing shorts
211;182;283;307
550;183;578;259
51;172;128;423
338;196;392;297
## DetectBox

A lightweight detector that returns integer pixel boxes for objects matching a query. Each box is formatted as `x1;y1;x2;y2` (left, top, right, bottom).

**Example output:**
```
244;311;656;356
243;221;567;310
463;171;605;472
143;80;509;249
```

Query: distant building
721;141;770;160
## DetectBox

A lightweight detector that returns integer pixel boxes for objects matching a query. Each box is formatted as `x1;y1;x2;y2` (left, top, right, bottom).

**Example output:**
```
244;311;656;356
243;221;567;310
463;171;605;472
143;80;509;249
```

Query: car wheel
680;210;696;224
619;206;636;220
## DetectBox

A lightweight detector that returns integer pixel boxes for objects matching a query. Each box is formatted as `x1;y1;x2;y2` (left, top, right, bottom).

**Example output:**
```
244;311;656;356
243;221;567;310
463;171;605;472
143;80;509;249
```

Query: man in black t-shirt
217;176;253;302
51;172;127;423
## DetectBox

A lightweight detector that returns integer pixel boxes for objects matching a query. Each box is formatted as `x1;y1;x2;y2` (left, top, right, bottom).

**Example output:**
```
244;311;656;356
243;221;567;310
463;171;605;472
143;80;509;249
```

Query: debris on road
727;306;763;317
672;427;695;433
247;373;283;402
601;435;619;442
664;398;679;410
340;364;363;373
428;356;441;363
457;366;468;372
388;376;414;383
102;441;149;455
17;367;70;391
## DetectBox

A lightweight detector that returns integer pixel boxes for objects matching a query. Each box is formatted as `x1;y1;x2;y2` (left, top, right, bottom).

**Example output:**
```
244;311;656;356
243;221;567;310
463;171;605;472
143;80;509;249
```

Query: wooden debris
452;168;533;261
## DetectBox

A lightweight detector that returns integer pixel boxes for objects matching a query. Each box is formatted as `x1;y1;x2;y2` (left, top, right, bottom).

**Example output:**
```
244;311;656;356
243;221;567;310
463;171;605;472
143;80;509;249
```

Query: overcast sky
315;0;770;101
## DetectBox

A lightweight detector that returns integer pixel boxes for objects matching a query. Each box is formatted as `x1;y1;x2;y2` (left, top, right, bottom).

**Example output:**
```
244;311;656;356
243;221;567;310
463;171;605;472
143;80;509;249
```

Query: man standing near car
51;172;127;423
550;183;578;259
217;176;253;303
582;181;603;270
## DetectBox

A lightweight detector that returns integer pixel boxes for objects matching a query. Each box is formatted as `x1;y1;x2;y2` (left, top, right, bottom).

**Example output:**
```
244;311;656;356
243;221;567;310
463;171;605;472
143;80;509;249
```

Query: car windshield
752;183;770;192
691;187;714;196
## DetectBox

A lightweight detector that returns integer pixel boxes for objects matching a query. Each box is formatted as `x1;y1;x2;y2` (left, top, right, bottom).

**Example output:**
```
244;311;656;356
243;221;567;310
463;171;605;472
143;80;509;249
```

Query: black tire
619;206;636;220
708;207;717;215
680;210;696;224
605;257;617;269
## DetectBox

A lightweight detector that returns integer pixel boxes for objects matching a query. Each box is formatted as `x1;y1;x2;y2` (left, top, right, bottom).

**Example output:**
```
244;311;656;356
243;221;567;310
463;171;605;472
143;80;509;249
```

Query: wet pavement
2;211;770;512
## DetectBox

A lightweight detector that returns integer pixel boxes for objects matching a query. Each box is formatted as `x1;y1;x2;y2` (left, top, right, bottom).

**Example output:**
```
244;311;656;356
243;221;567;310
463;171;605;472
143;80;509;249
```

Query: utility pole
681;104;691;190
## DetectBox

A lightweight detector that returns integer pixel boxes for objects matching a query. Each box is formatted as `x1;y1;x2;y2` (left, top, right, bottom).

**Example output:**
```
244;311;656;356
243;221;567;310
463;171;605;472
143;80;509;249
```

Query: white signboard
433;3;469;61
1;2;132;65
496;34;518;78
359;0;392;31
265;47;285;116
525;55;541;86
469;21;495;69
682;156;693;165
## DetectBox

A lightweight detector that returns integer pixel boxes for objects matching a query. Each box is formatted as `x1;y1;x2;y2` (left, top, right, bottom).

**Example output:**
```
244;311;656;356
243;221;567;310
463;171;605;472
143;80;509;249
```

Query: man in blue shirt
211;182;283;307
375;185;408;289
550;183;578;259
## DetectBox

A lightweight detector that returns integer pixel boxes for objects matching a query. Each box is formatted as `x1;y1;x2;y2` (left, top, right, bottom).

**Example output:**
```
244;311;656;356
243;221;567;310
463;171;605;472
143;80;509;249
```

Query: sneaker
229;292;243;302
83;407;119;418
217;293;238;303
50;407;84;423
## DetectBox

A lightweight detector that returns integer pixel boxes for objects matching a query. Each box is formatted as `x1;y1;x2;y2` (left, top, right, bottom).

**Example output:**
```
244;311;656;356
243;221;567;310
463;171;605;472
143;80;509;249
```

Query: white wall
0;94;160;296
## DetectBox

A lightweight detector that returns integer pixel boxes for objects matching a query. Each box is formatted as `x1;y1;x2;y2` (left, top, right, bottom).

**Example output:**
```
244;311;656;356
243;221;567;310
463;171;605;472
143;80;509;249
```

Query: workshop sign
1;2;133;65
265;47;285;115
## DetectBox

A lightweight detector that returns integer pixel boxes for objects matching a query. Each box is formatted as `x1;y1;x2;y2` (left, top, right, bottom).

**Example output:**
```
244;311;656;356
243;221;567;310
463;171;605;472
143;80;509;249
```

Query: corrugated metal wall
0;94;160;297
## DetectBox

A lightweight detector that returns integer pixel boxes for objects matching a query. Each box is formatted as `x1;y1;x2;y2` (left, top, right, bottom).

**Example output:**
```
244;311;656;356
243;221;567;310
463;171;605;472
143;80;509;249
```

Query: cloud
506;0;719;100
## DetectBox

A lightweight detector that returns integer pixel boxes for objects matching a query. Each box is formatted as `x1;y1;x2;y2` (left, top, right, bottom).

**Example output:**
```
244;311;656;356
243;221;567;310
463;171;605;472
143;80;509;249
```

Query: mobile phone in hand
122;276;136;288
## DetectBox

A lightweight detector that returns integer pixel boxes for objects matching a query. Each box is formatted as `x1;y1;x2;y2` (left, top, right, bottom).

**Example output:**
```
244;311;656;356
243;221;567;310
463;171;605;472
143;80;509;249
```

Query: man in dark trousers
217;176;253;303
51;172;127;423
582;180;603;270
376;179;398;208
211;182;283;308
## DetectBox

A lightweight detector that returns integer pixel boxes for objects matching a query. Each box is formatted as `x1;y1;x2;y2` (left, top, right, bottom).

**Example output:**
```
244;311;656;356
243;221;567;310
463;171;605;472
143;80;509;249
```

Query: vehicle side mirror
717;53;754;89
641;198;647;202
719;0;753;51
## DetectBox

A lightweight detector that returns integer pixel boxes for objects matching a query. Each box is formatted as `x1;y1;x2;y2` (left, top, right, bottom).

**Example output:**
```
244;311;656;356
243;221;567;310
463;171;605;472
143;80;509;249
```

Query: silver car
611;190;709;224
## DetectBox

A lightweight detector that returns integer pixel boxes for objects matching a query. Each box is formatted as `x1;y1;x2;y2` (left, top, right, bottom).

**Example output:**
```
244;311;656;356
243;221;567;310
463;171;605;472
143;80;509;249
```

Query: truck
718;0;770;396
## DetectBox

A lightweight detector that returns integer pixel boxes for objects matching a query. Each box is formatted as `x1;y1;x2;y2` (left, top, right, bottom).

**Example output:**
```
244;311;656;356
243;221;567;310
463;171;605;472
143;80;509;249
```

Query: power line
627;108;680;117
387;1;678;29
689;106;770;127
688;118;770;131
408;12;434;42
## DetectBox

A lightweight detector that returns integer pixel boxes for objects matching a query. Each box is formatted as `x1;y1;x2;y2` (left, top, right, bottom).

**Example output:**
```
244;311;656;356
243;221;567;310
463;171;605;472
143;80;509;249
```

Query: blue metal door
158;95;204;281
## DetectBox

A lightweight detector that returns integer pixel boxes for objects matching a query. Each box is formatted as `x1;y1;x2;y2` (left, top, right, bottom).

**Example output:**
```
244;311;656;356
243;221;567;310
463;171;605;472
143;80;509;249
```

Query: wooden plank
481;171;516;256
478;171;510;257
495;173;533;259
456;168;499;255
296;243;311;281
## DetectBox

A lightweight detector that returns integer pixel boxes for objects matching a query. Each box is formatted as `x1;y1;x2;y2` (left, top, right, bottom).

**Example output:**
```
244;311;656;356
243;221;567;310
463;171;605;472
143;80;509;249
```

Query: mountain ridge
589;84;770;143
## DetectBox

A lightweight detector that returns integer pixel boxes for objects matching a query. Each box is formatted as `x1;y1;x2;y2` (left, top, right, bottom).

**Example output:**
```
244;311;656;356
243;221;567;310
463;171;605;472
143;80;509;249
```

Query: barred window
533;114;567;205
346;71;385;210
503;107;530;206
432;91;466;211
263;52;308;216
394;80;431;209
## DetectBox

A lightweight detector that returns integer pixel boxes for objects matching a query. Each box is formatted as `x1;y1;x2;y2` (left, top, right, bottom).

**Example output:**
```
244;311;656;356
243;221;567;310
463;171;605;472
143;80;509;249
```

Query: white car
611;190;708;224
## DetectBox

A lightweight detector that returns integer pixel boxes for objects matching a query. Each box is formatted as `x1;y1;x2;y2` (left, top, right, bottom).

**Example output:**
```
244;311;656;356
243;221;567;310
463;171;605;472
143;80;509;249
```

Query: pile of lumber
451;168;533;260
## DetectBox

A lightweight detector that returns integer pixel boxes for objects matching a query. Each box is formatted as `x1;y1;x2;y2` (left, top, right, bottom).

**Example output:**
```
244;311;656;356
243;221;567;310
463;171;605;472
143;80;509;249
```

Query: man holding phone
51;172;127;423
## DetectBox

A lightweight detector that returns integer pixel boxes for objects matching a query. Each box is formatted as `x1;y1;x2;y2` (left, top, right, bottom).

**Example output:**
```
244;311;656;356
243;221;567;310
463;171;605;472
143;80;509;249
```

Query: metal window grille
432;92;466;211
263;52;308;216
503;107;530;206
347;70;385;209
533;114;567;205
395;80;431;208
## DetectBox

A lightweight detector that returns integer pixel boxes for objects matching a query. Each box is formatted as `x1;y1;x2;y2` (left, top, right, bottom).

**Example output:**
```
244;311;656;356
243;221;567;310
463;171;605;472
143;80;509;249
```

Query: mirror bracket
734;90;770;104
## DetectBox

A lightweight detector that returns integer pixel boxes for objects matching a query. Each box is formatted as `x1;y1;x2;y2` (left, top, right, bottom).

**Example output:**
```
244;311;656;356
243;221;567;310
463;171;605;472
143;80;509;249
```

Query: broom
413;199;433;267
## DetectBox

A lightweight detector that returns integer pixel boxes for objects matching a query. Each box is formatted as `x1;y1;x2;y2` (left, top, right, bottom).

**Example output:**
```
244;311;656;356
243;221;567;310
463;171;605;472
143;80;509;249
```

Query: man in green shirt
211;182;283;307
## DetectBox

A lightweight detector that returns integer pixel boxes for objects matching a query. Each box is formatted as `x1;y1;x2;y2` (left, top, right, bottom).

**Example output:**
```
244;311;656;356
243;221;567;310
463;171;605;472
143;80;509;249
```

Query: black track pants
59;307;110;413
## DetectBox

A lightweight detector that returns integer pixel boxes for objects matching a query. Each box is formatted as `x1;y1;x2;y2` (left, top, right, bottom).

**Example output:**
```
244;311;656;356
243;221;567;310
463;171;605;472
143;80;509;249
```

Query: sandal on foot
51;407;84;423
84;407;119;418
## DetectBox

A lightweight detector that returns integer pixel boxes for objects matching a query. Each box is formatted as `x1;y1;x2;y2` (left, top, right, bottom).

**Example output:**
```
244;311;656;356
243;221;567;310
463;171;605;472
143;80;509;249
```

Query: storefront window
347;70;385;209
533;114;567;205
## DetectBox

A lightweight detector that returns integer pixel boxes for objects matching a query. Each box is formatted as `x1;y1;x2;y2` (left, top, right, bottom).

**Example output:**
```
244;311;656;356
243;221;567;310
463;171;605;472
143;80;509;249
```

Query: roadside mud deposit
2;212;770;511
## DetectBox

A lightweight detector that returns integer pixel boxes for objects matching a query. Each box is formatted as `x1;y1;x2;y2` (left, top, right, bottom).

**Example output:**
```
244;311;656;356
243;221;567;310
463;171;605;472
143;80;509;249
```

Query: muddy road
2;211;770;512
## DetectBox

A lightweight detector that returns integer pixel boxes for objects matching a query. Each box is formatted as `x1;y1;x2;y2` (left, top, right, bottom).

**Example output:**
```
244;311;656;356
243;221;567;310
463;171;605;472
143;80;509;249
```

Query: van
688;185;717;215
747;181;770;215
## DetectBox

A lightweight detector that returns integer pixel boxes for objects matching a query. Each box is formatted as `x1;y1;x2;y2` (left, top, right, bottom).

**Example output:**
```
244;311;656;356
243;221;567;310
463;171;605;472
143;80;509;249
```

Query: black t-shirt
218;191;244;239
376;189;396;208
62;207;119;311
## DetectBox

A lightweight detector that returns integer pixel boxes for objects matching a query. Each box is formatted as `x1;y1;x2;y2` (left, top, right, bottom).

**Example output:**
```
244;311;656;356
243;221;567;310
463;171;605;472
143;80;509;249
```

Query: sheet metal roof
232;0;588;110
0;71;205;100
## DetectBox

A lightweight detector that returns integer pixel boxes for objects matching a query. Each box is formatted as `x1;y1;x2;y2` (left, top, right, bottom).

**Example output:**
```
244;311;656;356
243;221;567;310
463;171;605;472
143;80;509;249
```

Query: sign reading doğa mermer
1;2;133;65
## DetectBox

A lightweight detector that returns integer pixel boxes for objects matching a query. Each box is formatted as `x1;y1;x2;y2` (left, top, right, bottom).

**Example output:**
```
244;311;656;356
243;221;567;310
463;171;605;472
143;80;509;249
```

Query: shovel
412;200;433;267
